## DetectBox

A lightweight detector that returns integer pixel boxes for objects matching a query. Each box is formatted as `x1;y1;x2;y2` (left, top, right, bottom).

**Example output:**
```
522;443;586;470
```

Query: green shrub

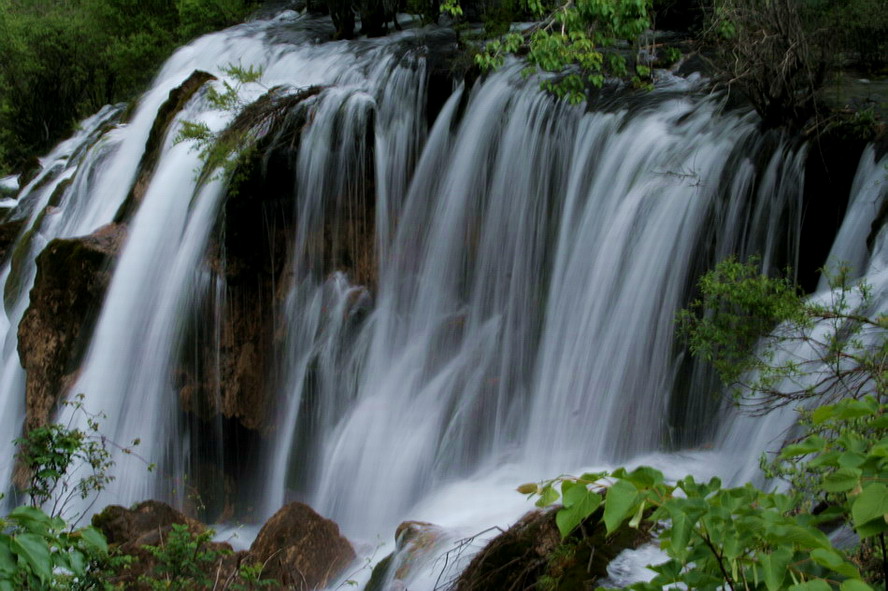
0;505;111;591
524;397;886;591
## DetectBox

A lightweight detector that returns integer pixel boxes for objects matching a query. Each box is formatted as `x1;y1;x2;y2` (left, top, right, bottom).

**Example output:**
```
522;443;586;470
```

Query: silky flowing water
0;9;886;590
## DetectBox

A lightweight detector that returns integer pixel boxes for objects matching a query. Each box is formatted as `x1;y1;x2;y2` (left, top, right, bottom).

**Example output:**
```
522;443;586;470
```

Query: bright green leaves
13;393;145;523
768;396;888;546
174;63;271;186
809;548;859;578
851;484;888;537
473;0;653;102
440;0;464;17
0;505;110;590
555;481;601;538
841;579;876;591
821;468;863;493
760;547;793;591
680;258;888;417
603;479;638;533
11;533;52;583
137;523;275;590
536;483;561;507
523;447;881;591
473;32;523;71
77;526;110;555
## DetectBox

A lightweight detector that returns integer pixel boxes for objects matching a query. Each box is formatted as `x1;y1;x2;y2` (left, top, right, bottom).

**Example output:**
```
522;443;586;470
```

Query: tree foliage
474;0;654;103
0;0;260;173
678;259;888;414
705;0;887;129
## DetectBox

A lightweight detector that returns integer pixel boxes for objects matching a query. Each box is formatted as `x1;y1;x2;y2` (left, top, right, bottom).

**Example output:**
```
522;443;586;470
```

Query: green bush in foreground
522;396;886;591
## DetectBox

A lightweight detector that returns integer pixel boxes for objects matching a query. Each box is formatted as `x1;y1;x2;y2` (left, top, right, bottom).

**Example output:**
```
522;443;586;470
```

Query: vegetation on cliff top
0;0;260;174
0;0;885;175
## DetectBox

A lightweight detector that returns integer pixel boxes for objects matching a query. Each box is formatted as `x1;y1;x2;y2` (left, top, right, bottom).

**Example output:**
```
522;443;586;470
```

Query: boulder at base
366;521;447;591
249;502;357;589
92;499;234;589
92;499;205;550
453;504;651;591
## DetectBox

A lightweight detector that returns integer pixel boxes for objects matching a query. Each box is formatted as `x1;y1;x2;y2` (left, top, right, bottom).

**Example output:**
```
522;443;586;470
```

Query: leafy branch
473;0;654;103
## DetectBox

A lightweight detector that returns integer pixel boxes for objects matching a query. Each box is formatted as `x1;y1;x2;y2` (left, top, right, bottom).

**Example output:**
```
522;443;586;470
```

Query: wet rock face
17;223;126;436
248;501;357;589
177;86;377;434
366;521;448;591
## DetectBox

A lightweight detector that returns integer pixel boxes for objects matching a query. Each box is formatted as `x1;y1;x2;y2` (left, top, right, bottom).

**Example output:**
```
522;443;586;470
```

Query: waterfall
0;7;885;589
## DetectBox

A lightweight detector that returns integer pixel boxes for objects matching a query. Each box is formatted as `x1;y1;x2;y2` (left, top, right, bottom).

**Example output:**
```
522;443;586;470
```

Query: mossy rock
454;501;651;591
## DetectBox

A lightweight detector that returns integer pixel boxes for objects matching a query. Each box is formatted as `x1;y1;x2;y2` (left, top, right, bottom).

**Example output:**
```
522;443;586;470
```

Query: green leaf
604;479;638;534
812;405;838;424
536;485;560;507
851;483;888;535
821;467;862;493
834;399;873;420
0;537;14;574
837;451;866;469
840;580;874;591
67;549;87;576
761;547;792;591
625;466;663;488
855;516;888;538
7;506;51;534
11;533;52;583
789;579;832;591
77;526;108;554
780;436;826;457
556;490;602;538
810;548;858;578
578;472;605;485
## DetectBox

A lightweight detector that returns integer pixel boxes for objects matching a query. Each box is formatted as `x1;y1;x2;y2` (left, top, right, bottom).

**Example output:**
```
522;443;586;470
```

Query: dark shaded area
797;134;869;292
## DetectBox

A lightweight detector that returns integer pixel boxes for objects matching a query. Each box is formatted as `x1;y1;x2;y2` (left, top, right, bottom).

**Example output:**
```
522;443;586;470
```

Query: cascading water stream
0;7;885;589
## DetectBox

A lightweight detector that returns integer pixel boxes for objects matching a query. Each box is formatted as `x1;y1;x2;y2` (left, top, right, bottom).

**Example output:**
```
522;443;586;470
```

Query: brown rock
92;500;235;589
249;502;356;589
17;223;127;437
92;499;205;549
